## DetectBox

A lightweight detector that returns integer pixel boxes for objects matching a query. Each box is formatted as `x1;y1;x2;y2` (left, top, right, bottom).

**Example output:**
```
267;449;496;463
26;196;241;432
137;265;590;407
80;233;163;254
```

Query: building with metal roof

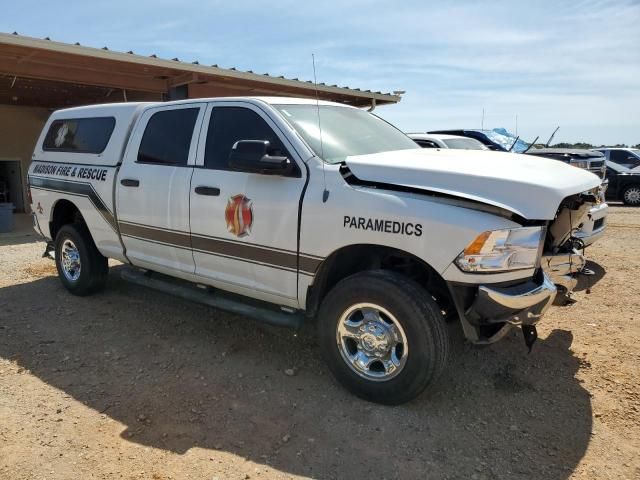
0;32;403;213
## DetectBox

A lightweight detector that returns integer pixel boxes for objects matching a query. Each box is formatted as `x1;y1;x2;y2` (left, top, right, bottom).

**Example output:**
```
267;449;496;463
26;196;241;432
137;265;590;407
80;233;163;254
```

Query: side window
204;107;291;170
43;117;115;153
608;150;638;168
137;108;199;166
609;150;625;163
624;153;640;168
415;140;439;148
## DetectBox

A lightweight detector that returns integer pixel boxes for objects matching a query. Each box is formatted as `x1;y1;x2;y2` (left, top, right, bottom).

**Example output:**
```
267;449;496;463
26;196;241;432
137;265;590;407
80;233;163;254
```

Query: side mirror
228;140;292;175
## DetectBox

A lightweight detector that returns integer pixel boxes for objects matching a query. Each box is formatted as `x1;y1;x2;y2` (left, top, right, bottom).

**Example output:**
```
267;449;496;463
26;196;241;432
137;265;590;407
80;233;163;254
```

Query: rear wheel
54;224;108;296
622;185;640;206
317;270;450;405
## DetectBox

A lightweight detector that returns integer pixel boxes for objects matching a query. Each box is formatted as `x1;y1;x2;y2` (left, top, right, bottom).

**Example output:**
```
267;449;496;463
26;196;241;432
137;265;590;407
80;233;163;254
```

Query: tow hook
580;267;596;294
522;325;537;353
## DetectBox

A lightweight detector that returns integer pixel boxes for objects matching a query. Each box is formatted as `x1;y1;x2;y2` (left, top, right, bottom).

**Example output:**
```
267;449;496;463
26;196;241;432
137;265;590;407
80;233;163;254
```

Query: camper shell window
43;117;116;154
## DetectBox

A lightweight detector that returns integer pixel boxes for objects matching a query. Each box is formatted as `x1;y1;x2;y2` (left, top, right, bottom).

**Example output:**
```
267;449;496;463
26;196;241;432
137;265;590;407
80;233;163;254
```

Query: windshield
442;137;487;150
275;104;419;164
479;128;531;153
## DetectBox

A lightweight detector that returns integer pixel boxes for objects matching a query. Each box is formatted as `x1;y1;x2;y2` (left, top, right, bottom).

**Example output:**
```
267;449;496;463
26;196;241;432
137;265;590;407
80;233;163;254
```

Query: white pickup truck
28;97;602;404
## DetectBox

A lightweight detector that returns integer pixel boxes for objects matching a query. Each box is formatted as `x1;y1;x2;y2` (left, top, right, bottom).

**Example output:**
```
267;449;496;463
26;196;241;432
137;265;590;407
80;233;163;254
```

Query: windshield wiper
545;126;560;148
522;136;539;154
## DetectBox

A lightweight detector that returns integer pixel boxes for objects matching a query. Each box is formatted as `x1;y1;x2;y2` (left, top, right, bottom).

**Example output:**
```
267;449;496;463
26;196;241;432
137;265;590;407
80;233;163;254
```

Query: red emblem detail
225;194;253;237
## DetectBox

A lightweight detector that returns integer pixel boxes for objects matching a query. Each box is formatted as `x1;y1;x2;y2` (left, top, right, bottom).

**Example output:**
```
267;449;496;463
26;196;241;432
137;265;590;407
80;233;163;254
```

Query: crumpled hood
345;148;602;220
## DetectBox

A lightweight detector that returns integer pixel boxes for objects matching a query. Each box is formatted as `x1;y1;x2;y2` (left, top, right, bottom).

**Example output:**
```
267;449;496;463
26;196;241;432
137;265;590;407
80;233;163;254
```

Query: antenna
312;53;329;203
481;108;485;130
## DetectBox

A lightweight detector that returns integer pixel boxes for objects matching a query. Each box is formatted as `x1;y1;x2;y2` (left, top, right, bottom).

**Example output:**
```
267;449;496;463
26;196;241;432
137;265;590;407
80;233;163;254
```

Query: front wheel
317;270;450;405
622;185;640;206
54;223;108;296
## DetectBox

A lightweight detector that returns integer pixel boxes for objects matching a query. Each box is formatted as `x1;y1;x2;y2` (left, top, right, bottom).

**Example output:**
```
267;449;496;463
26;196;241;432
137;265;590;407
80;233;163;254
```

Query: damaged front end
448;270;557;349
448;188;599;349
541;188;599;299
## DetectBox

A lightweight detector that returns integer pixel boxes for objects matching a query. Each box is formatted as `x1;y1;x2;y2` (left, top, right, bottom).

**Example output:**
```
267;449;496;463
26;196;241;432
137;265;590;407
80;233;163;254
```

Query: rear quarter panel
28;161;127;262
27;103;150;261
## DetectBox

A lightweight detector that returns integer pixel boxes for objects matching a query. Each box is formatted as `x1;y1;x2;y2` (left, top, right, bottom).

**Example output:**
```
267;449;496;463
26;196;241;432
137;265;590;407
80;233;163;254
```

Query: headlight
570;160;589;169
455;227;545;273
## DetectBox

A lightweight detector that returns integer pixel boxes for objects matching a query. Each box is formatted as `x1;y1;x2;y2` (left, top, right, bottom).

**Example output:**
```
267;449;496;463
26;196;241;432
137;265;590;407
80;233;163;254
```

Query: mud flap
42;242;55;259
522;325;538;353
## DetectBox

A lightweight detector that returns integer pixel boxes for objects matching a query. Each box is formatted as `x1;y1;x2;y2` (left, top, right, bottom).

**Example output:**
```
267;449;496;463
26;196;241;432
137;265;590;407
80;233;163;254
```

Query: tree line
547;142;640;149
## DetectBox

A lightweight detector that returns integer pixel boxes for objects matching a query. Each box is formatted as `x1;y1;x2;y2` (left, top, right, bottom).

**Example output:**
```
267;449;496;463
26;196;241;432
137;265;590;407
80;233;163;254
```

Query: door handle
120;178;140;187
194;186;220;196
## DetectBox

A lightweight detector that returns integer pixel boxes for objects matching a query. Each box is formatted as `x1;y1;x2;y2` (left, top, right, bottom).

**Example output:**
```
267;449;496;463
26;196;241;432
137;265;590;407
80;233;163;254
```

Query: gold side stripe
118;222;322;274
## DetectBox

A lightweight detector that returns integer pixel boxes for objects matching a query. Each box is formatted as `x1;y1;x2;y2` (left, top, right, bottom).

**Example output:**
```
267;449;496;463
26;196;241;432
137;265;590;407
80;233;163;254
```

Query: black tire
54;223;108;296
317;270;450;405
622;185;640;206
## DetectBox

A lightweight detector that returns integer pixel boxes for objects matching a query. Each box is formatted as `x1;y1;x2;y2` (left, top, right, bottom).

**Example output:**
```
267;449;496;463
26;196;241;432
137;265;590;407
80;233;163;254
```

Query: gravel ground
0;207;638;480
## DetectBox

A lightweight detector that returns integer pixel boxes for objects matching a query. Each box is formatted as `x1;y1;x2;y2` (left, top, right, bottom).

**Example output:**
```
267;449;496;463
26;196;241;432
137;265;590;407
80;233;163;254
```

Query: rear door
189;102;307;306
117;103;205;274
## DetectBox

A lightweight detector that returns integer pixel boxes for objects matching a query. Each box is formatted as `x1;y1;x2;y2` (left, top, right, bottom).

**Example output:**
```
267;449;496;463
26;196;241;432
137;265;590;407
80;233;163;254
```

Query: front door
190;102;306;306
116;103;205;274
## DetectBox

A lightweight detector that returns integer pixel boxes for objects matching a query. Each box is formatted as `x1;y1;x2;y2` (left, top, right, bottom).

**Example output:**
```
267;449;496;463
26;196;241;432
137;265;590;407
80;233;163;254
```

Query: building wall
0;105;50;212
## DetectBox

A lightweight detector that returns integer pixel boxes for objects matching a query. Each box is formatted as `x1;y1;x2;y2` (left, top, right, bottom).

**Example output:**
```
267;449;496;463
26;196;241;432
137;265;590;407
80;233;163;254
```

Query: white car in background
408;133;488;150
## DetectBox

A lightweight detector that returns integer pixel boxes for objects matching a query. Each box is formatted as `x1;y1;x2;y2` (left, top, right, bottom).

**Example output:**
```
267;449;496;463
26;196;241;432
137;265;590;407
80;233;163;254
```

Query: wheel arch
50;199;85;240
306;244;453;318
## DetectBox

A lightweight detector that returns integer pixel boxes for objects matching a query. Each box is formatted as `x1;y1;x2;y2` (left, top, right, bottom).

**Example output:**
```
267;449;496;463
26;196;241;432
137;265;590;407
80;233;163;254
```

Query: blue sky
3;0;639;145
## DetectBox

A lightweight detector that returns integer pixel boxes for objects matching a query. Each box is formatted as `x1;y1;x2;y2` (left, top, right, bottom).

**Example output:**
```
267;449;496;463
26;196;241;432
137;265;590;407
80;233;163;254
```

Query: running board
120;267;305;329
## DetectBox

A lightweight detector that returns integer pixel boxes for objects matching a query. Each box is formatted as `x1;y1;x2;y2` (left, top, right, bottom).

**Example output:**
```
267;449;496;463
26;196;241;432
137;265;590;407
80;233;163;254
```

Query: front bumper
449;271;557;344
574;202;608;247
466;272;557;327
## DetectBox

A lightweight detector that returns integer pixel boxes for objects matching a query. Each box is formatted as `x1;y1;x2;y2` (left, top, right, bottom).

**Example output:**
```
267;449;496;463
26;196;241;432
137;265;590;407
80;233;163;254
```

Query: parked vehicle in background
595;148;640;170
427;128;530;152
28;97;603;404
524;148;608;246
408;133;488;150
524;148;607;180
412;130;608;247
604;161;640;206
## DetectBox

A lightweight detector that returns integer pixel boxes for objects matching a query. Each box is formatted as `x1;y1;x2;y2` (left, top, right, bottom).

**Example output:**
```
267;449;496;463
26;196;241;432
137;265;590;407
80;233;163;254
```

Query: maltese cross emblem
225;194;253;237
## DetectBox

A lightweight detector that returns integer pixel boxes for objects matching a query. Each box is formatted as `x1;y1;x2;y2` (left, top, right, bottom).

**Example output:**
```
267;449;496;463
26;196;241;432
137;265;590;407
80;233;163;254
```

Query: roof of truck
50;96;354;115
50;102;154;115
596;147;639;152
35;96;357;167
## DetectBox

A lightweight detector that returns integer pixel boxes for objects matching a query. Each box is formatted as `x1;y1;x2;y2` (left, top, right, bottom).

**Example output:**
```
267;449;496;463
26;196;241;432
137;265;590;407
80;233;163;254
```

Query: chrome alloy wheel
336;303;409;381
624;187;640;205
60;239;81;282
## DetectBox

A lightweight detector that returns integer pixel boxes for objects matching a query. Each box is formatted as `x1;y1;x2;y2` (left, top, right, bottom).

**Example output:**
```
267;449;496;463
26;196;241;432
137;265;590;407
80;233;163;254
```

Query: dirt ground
0;207;638;480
